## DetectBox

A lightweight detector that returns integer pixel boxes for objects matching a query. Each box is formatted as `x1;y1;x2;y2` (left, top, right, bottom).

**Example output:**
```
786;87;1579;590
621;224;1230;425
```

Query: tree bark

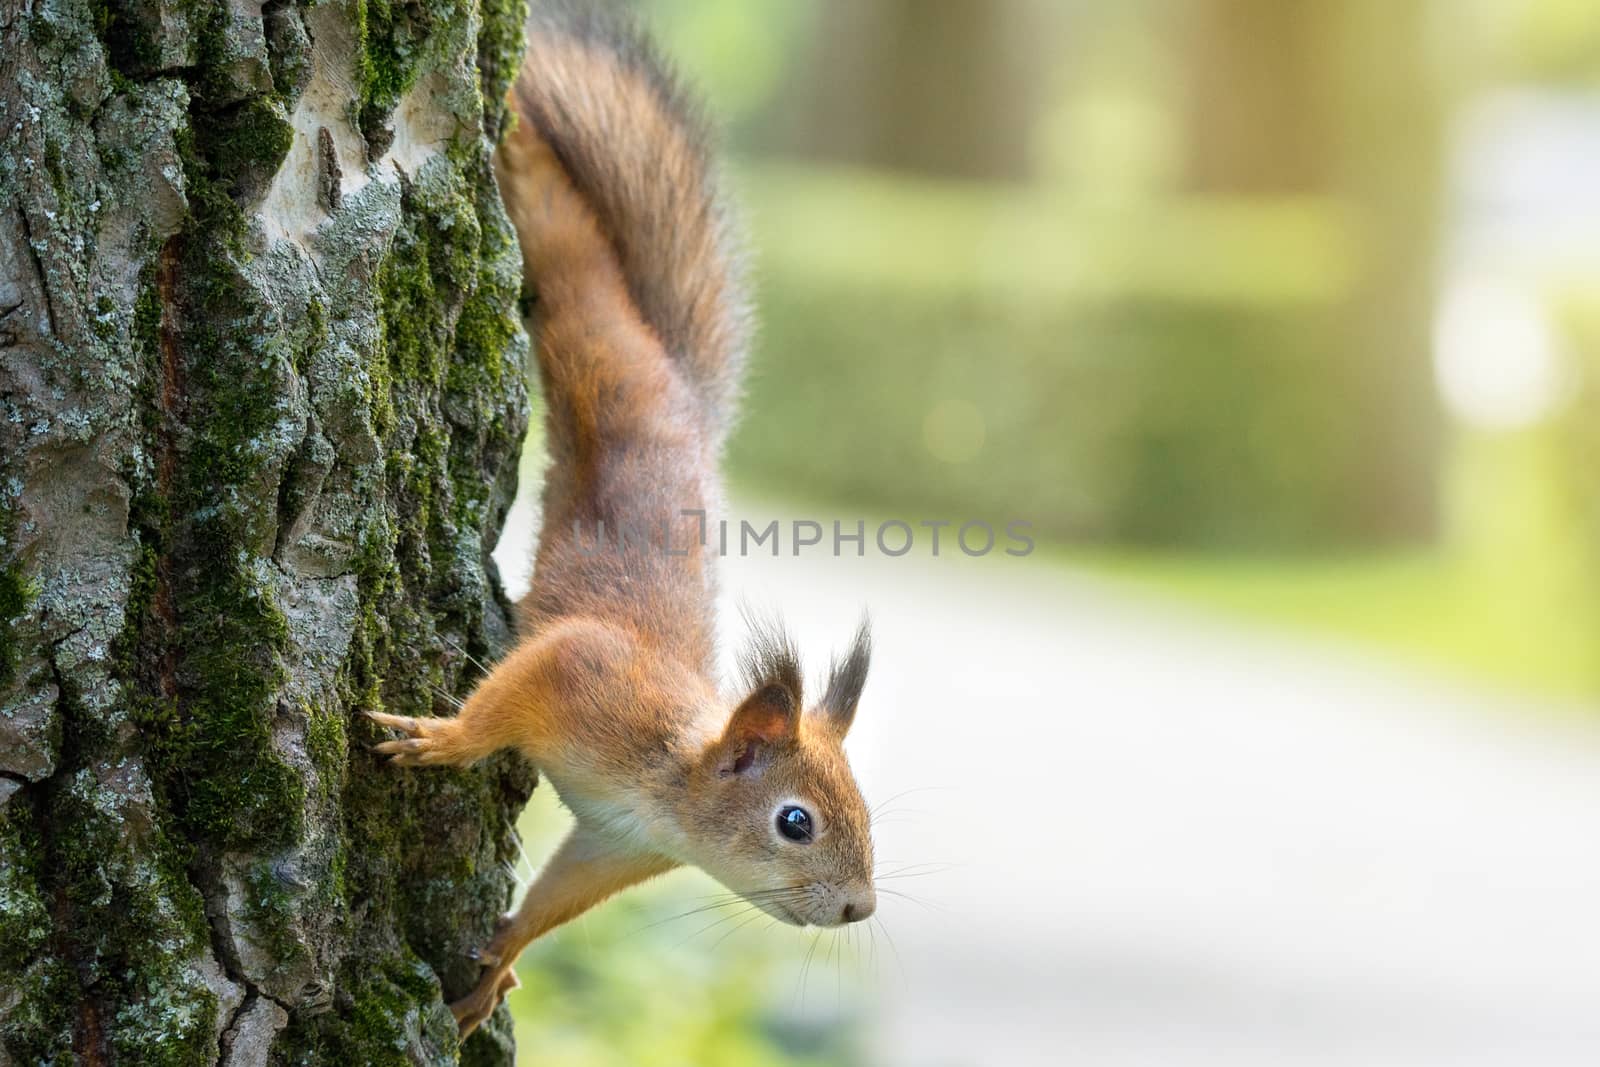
0;1;534;1063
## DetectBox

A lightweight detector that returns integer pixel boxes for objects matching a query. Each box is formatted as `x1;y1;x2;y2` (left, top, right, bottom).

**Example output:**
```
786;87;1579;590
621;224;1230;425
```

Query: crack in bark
34;644;111;1066
152;234;184;708
147;230;280;1055
217;991;257;1060
0;286;23;348
73;997;109;1067
13;198;58;345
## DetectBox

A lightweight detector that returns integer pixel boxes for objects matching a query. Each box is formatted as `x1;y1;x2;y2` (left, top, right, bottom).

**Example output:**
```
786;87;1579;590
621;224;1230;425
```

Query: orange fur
371;3;877;1039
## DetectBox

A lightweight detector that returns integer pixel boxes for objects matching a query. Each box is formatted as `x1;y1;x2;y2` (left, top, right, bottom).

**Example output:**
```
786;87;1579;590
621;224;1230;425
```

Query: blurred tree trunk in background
779;0;1063;180
1177;0;1335;193
1177;0;1443;540
1329;0;1444;540
1;1;533;1064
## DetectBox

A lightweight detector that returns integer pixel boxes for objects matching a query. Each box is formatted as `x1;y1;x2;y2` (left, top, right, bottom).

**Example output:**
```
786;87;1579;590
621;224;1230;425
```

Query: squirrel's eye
775;805;812;842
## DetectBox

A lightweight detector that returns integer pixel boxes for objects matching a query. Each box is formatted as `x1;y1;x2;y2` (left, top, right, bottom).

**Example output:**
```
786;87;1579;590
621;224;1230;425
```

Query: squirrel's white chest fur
545;767;689;861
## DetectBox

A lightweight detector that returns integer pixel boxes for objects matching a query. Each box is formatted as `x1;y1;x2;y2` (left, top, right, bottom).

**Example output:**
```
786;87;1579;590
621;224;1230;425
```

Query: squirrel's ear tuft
819;615;872;737
720;616;803;774
736;612;803;709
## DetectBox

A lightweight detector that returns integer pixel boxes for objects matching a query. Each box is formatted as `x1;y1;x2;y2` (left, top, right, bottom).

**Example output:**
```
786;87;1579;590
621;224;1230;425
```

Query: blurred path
498;498;1600;1066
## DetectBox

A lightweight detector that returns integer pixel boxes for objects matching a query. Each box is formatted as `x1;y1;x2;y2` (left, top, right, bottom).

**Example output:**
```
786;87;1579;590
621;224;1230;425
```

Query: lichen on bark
1;0;534;1063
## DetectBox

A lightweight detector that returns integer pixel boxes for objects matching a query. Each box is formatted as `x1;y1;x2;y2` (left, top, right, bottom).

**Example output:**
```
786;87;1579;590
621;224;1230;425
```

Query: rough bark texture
0;1;535;1063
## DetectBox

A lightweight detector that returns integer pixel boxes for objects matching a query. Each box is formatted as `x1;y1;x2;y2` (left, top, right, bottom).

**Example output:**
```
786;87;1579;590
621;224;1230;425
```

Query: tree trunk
778;0;1065;181
1177;0;1337;194
1;1;535;1064
1173;0;1443;542
1326;0;1444;542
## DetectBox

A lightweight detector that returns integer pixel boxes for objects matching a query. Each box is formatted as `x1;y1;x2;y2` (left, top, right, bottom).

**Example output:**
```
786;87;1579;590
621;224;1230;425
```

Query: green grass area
506;789;862;1067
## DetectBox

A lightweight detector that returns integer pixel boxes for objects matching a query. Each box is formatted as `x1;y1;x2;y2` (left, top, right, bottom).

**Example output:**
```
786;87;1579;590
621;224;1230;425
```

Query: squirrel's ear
728;682;799;744
719;682;799;775
819;616;871;738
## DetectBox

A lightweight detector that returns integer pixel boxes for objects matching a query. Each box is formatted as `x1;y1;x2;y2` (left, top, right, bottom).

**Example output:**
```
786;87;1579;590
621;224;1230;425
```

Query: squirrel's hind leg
450;826;677;1036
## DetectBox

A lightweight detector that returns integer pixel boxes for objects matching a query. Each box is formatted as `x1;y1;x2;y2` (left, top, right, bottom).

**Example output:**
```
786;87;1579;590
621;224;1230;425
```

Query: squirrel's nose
841;890;876;924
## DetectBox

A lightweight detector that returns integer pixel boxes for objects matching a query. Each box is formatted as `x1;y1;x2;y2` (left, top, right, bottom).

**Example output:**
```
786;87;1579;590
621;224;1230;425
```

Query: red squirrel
366;1;878;1037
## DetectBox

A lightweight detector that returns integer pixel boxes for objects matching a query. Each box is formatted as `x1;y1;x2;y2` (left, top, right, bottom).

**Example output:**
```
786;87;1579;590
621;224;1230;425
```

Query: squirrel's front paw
364;710;467;767
451;967;520;1038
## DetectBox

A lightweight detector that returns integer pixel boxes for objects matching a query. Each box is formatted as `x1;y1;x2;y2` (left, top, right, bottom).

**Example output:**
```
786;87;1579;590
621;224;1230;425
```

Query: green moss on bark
356;0;459;152
476;0;528;143
0;798;51;975
377;162;481;384
17;688;219;1065
1;957;76;1064
126;241;306;854
272;954;457;1066
194;94;294;200
0;542;34;690
330;145;531;1066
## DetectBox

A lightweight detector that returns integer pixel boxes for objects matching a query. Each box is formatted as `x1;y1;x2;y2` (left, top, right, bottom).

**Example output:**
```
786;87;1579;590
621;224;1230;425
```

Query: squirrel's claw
372;737;436;765
363;710;466;767
362;710;418;733
451;968;520;1038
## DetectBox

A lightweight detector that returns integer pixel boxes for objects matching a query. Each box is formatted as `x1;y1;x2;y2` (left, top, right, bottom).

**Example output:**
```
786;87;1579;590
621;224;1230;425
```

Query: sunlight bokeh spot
921;399;986;465
1433;275;1570;429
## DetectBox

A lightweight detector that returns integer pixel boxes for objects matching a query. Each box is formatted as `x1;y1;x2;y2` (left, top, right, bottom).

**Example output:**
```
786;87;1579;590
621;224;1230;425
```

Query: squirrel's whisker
439;633;496;677
708;908;767;951
875;871;952;884
634;885;812;936
671;903;760;949
869;785;957;818
830;931;843;1010
420;681;464;711
798;930;824;1006
507;829;538;885
874;860;959;878
872;915;908;989
876;886;941;912
631;898;744;934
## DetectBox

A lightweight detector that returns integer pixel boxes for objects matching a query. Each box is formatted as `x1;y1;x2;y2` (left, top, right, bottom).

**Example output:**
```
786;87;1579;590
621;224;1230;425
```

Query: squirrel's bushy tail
510;0;749;438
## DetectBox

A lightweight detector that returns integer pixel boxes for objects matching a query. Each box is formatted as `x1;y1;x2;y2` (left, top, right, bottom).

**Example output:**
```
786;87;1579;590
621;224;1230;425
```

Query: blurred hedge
729;165;1432;550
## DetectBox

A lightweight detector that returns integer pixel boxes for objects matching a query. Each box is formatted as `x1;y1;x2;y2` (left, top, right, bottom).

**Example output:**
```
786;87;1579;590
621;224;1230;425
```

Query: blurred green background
503;0;1600;1063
